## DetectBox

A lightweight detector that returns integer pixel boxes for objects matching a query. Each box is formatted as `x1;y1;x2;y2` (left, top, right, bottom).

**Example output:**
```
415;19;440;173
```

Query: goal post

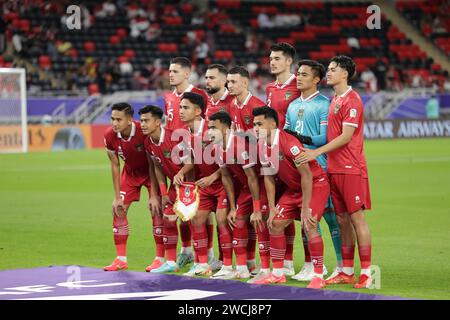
0;68;28;153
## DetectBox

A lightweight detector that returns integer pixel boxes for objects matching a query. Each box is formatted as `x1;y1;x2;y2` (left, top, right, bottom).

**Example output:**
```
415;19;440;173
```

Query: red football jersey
205;88;233;120
143;126;184;179
104;121;148;174
229;92;265;132
260;129;326;191
164;84;209;130
180;118;221;179
327;87;365;175
266;74;301;128
217;131;257;186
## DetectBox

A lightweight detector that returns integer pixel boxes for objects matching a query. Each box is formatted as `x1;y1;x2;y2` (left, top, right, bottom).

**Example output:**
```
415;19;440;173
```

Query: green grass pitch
1;138;449;300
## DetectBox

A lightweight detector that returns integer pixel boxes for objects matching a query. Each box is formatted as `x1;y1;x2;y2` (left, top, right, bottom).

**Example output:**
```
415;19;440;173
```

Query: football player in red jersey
165;57;209;266
266;42;301;275
204;64;233;120
297;55;372;289
173;92;229;277
103;103;161;272
208;111;271;281
227;66;265;133
251;107;330;289
140;105;192;273
266;42;301;129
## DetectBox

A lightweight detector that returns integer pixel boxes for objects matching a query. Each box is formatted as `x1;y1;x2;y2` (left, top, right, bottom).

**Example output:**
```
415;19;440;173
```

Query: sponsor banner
0;124;92;152
91;124;110;148
0;266;405;300
364;119;450;139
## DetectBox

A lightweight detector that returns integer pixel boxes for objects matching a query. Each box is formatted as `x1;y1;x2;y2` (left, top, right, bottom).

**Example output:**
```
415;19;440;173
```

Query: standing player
164;57;209;267
204;64;233;119
266;42;301;276
103;103;162;272
251;107;330;289
227;66;265;271
140;105;192;273
227;66;266;133
297;55;372;289
208;111;271;281
284;60;343;281
266;42;301;129
176;92;229;276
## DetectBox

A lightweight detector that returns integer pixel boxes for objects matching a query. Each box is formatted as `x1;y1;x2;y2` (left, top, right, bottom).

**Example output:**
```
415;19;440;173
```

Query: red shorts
199;182;229;212
236;185;269;218
120;170;151;205
275;177;329;221
330;174;371;215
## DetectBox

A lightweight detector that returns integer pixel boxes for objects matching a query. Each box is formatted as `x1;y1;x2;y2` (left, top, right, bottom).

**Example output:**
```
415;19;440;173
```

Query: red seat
116;28;127;38
88;83;99;95
158;43;178;53
214;50;233;60
39;55;52;69
109;35;120;45
117;56;128;64
123;49;135;59
84;41;95;53
216;0;241;9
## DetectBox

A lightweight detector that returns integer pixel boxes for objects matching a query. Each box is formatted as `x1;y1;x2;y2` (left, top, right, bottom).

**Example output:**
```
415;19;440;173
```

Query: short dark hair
170;57;192;69
138;105;164;119
111;102;134;117
330;55;356;80
298;59;326;80
252;106;278;127
270;42;296;60
209;111;232;128
207;64;228;76
182;92;205;112
228;66;250;79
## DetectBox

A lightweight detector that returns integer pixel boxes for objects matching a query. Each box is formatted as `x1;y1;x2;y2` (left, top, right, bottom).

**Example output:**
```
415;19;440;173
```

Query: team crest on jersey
244;116;251;125
163;150;171;158
290;146;300;156
334;104;341;114
285;91;292;100
298;108;304;119
135;143;143;152
350;108;357;118
220;107;226;112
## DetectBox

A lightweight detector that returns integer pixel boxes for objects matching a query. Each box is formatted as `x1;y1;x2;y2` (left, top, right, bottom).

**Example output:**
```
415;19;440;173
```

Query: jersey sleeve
103;132;116;153
342;96;363;128
236;139;256;169
311;100;329;146
284;135;303;164
284;103;293;129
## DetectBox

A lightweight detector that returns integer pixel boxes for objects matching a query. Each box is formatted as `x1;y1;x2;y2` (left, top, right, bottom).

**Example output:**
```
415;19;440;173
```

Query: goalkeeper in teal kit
284;59;343;281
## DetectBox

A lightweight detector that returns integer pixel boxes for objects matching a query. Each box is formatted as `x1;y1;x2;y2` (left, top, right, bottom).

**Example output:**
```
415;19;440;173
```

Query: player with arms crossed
251;107;330;289
284;59;343;281
297;55;372;289
103;103;161;272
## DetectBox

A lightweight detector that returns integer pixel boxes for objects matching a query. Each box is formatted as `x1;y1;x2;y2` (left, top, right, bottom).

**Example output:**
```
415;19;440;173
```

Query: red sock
190;222;208;264
179;221;191;248
256;222;270;269
163;219;178;261
285;222;295;261
218;225;232;266
233;219;248;265
113;215;129;257
217;225;223;262
207;220;214;251
270;233;286;269
342;245;355;268
152;214;164;258
308;235;324;275
302;228;311;262
358;245;372;269
247;222;257;261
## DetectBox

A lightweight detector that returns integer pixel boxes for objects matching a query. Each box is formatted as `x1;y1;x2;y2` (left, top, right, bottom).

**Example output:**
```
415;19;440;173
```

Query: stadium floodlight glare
0;68;28;153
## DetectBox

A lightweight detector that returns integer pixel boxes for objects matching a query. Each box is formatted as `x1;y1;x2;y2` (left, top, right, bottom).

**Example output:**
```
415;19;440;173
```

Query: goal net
0;68;27;153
